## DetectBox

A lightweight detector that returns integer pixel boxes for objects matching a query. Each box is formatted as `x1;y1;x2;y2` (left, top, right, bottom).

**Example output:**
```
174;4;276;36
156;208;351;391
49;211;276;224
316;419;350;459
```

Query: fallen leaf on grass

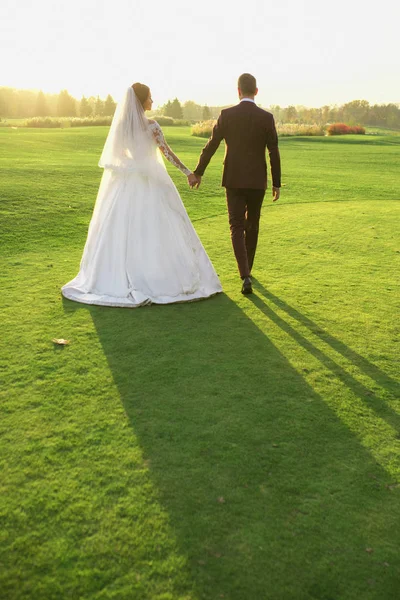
52;338;70;345
217;497;225;504
365;547;374;554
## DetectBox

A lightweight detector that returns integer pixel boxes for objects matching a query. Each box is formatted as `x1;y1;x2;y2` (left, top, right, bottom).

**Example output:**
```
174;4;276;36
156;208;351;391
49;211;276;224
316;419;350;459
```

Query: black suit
194;100;281;278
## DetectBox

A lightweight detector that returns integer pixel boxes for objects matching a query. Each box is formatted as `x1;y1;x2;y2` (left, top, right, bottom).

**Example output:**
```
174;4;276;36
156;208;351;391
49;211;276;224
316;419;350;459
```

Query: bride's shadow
64;293;399;598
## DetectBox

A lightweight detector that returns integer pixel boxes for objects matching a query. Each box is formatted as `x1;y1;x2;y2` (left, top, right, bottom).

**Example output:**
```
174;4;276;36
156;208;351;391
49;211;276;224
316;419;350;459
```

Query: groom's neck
238;89;257;101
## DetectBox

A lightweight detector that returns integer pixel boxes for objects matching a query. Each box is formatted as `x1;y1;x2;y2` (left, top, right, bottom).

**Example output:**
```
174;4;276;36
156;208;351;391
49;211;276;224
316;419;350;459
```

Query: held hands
187;173;201;189
272;186;280;202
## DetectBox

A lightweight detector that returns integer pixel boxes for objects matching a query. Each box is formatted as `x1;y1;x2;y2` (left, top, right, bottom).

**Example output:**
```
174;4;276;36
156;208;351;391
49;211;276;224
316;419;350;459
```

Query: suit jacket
194;100;281;190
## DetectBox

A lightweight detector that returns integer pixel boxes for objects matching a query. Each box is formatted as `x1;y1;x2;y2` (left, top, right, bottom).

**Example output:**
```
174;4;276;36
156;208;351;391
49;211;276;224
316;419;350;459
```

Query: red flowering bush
327;123;350;135
348;125;366;134
327;123;366;136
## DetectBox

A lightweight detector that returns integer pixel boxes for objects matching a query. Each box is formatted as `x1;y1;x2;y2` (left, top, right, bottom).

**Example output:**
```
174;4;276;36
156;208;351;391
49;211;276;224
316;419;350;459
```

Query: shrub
327;123;350;135
70;116;112;127
25;117;63;128
191;120;216;138
23;115;192;129
348;125;366;135
192;121;326;138
24;116;114;128
277;123;326;136
151;115;175;126
172;119;192;126
151;116;192;126
327;123;366;135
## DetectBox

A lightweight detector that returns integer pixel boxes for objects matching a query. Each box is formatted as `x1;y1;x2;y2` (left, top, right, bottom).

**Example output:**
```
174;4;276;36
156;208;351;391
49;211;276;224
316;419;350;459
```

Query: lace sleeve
150;122;191;176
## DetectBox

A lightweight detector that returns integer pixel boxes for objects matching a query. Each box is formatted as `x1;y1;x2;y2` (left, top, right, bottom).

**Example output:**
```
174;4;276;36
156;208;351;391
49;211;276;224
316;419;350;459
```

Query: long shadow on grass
81;294;399;600
252;280;400;423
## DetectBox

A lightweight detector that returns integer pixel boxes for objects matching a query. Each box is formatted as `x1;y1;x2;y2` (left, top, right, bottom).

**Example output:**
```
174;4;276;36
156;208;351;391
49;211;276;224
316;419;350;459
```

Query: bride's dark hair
131;82;150;106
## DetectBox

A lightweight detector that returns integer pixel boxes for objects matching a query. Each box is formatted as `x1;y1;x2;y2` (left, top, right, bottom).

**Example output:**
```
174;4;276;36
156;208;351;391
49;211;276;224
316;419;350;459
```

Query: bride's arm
150;122;192;176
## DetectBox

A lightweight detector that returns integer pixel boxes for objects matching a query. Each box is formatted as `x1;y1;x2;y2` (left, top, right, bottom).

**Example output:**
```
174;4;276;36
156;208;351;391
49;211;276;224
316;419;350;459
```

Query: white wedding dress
61;88;222;307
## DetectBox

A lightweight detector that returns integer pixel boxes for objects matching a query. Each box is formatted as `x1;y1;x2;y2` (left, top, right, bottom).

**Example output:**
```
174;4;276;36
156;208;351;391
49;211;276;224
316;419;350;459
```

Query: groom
192;73;281;294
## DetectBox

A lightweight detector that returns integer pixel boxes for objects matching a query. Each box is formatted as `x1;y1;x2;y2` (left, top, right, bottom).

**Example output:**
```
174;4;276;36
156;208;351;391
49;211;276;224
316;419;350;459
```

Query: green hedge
24;115;192;128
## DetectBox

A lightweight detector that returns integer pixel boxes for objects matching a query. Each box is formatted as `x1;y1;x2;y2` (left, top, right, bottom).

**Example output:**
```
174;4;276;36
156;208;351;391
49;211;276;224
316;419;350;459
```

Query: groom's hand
194;174;201;189
188;173;198;188
272;186;280;202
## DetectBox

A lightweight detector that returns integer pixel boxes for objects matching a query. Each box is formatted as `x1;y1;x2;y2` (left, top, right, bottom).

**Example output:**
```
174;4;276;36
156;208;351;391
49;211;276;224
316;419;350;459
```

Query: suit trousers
226;188;265;279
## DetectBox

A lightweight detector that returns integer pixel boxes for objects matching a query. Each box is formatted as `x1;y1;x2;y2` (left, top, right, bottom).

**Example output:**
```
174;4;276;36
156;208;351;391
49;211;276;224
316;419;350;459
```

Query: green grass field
1;126;399;600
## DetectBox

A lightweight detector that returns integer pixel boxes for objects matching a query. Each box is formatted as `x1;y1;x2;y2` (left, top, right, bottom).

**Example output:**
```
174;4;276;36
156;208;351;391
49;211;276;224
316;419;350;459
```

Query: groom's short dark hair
238;73;257;94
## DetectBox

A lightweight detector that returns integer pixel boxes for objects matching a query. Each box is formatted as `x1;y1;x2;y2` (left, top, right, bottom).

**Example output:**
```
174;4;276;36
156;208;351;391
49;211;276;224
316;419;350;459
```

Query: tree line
159;98;400;129
1;87;399;129
159;98;216;120
0;87;221;121
0;88;116;118
269;100;400;129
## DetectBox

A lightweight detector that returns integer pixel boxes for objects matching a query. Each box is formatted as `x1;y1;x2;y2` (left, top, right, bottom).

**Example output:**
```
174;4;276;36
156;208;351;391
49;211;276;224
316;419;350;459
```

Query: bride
61;83;222;307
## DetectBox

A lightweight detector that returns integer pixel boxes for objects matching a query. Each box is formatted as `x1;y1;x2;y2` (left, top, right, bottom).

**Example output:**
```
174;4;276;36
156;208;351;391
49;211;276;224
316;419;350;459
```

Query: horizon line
1;85;399;109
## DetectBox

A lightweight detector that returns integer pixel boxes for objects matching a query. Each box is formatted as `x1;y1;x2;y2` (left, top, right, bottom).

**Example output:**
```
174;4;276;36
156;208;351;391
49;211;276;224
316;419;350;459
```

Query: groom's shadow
64;293;399;598
249;278;400;432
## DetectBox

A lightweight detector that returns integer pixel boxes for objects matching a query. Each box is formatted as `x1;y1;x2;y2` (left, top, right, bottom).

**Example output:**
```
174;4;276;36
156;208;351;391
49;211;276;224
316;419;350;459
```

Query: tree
57;90;76;117
86;96;97;115
0;87;17;117
165;98;183;119
35;91;48;116
0;92;7;117
103;94;116;117
94;96;104;116
183;100;202;121
285;105;298;123
321;105;330;124
342;100;370;125
269;105;282;122
172;98;183;119
16;89;36;118
384;103;400;128
80;96;92;117
202;105;211;120
162;100;172;116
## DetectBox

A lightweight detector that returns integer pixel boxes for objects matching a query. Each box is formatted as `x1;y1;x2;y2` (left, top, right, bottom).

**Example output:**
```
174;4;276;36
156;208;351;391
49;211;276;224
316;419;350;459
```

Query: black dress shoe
241;276;253;295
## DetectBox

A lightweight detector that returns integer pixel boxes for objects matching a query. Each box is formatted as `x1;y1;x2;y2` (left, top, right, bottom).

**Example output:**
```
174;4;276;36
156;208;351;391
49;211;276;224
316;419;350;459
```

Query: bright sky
2;0;399;108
